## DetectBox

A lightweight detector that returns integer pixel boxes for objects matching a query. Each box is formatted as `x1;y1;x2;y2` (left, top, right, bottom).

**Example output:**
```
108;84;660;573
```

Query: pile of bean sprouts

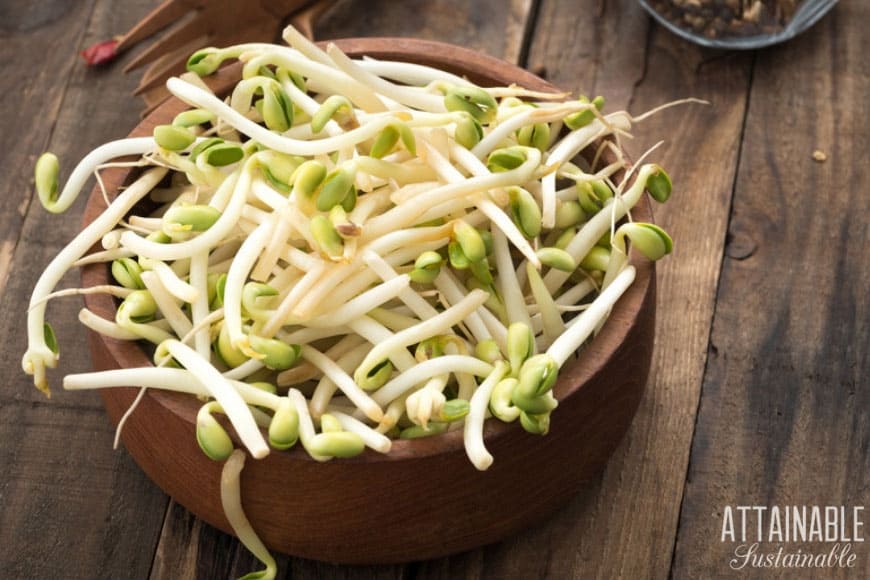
23;27;675;577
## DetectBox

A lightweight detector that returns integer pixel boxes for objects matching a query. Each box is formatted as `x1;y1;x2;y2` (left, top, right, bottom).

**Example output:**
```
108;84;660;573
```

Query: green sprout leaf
508;186;542;238
617;222;674;260
153;125;195;151
111;258;145;289
34;153;60;210
645;166;672;203
196;402;234;461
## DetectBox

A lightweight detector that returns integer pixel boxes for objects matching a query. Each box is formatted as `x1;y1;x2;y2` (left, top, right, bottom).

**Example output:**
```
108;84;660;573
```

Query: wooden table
1;1;866;578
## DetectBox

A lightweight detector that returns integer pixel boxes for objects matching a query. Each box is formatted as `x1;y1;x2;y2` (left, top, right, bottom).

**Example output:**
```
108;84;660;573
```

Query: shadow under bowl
81;38;657;565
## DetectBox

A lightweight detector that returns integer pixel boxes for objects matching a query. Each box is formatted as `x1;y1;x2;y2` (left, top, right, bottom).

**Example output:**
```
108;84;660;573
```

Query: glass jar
637;0;839;49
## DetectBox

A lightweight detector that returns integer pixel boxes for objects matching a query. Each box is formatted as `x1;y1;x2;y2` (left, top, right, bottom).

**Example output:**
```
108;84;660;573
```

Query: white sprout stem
314;242;443;313
546;265;636;367
188;252;211;358
300;345;384;423
222;358;265;382
73;247;135;266
355;289;489;381
470;102;583;158
382;179;440;206
277;73;344;137
543;164;656;294
246;46;386;112
464;361;510;470
64;367;282;410
413;198;482;227
45;137;157;213
151;261;198;303
304;275;410;328
266;264;303;298
541;114;632;228
78;308;139;340
356;57;473;87
526;262;565;348
362;251;439;319
432;271;491;344
281;245;323;273
140;271;193;339
372;355;493;407
376;392;410;433
354;157;438;184
475;306;509;354
446;142;540;267
405;375;449;428
119;167;248;261
277;333;363;386
23;167;167;393
547;114;631;166
205;169;240;212
422;139;529;258
280;261;358;321
165;340;270;458
126;215;163;231
361;148;542;241
220;451;278;580
251;207;292;282
554;277;597;306
283;203;321;252
367;307;419;332
330;411;393;453
281;25;334;65
277;324;350;347
348;316;418;372
102;229;123;249
326;43;446;112
29;285;133;310
178;306;223;343
260;262;326;336
224;219;274;354
166;77;398;156
310;342;371;417
288;388;330;463
250;178;290;210
208;238;243;265
492;227;532;329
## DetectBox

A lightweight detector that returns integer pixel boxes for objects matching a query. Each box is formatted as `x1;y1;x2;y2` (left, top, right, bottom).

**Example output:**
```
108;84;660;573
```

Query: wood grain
0;0;93;298
314;0;536;64
0;1;170;578
672;1;869;577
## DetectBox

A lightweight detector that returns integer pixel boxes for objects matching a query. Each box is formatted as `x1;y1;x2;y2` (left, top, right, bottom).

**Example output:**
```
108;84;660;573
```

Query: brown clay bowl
81;38;656;565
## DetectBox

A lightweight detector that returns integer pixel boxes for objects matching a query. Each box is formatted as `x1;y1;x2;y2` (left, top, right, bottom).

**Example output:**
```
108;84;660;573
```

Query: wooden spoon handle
116;0;199;53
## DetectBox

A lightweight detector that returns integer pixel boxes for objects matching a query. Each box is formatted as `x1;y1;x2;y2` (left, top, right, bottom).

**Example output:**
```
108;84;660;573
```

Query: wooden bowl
81;38;656;565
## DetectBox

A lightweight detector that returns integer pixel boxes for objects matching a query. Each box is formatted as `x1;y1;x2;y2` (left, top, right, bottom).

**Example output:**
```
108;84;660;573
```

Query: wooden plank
0;0;96;299
314;0;535;64
0;402;166;578
0;0;170;578
412;1;752;578
671;2;869;578
523;0;649;107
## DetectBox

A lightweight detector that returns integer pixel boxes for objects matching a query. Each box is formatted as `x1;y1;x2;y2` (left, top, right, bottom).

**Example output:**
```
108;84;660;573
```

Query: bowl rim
81;36;655;465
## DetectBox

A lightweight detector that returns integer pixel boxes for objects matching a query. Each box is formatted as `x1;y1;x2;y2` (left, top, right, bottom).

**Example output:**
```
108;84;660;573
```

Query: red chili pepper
80;38;120;66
